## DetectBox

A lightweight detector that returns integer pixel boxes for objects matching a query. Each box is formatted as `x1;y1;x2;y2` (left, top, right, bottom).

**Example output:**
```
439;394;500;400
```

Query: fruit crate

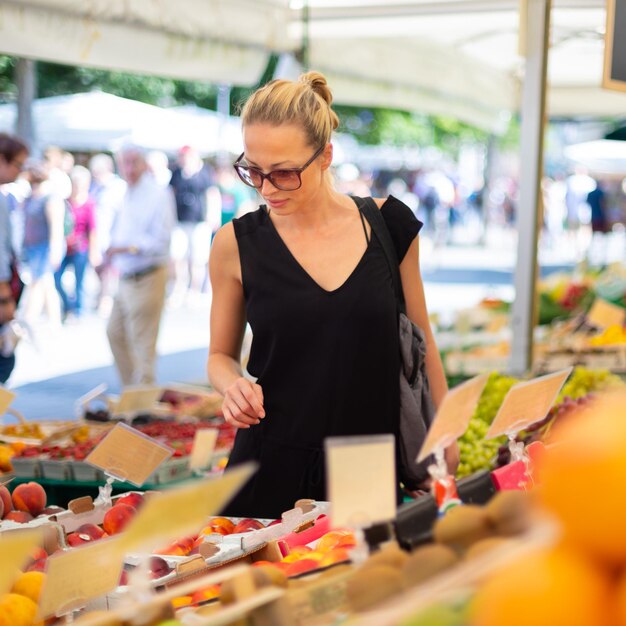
10;456;41;478
70;460;105;482
40;457;72;480
145;457;192;484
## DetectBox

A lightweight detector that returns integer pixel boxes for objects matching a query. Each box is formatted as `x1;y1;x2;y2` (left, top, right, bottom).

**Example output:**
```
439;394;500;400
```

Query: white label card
189;428;218;470
486;368;572;439
418;373;489;461
325;434;396;528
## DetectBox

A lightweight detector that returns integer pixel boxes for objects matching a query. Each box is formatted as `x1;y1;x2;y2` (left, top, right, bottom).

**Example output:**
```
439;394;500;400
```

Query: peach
4;510;34;523
41;505;64;516
285;558;319;577
30;547;47;562
67;532;93;547
202;516;235;536
76;523;106;541
12;482;47;517
103;503;136;535
0;484;13;518
115;492;144;510
154;536;195;557
232;518;264;534
148;556;172;579
287;546;312;558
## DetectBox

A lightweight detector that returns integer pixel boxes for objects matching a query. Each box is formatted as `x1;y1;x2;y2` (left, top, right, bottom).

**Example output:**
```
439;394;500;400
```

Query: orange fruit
471;547;613;626
11;571;45;603
0;592;42;626
539;392;626;565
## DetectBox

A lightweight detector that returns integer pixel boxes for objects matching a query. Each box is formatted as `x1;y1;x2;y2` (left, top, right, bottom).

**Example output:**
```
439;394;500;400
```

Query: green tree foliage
0;53;506;153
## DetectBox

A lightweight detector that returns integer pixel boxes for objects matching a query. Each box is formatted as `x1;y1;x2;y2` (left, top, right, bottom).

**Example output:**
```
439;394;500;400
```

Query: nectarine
232;518;264;534
115;492;144;510
0;484;12;518
203;516;235;536
75;523;106;541
4;510;34;523
285;558;319;577
103;503;136;535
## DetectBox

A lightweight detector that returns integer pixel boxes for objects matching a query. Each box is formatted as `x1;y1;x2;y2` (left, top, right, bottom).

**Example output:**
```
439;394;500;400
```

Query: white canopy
0;91;244;154
0;0;624;132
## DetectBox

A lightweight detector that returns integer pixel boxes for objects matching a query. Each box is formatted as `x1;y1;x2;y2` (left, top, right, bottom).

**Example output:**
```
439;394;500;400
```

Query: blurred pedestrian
89;153;126;316
54;166;100;321
169;146;213;299
20;163;64;327
106;145;175;386
0;133;28;382
146;150;172;187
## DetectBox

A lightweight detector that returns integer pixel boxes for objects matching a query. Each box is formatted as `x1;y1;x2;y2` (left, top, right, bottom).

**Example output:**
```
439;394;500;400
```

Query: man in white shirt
106;145;175;386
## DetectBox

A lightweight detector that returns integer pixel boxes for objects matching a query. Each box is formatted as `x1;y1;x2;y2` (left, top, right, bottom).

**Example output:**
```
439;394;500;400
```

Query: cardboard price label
587;297;626;330
325;434;396;528
418;373;489;461
38;536;126;619
112;385;162;414
189;428;218;471
0;529;44;595
121;462;256;552
486;368;573;439
85;422;172;486
0;387;16;416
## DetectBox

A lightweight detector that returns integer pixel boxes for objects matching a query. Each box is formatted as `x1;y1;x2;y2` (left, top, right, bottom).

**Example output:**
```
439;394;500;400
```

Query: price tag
38;536;126;620
325;434;396;528
0;528;43;595
113;385;163;414
74;383;108;419
486;368;572;439
121;462;256;552
0;387;16;416
85;422;172;486
189;428;218;471
418;373;489;461
587;298;626;330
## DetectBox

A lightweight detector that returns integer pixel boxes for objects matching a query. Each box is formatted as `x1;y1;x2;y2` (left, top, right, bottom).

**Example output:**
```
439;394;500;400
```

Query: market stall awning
0;91;243;154
0;0;290;85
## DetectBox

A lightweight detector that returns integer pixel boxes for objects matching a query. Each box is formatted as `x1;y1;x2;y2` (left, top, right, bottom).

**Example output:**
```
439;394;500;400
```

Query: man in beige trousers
106;145;175;386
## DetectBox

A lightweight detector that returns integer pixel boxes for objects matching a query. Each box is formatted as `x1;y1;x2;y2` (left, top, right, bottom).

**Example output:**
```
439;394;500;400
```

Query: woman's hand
222;377;265;429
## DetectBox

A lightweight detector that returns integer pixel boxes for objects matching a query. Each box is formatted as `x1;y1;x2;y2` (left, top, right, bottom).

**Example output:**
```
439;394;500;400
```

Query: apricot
12;482;46;517
103;503;136;535
11;571;45;603
0;593;40;626
202;516;235;536
0;485;13;518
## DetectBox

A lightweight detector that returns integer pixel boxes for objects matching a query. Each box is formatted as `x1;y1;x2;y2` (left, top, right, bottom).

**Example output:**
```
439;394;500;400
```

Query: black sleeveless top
222;196;422;519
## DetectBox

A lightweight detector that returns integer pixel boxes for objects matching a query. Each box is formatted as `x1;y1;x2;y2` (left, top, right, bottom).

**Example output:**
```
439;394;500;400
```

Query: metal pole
509;0;551;375
15;58;37;151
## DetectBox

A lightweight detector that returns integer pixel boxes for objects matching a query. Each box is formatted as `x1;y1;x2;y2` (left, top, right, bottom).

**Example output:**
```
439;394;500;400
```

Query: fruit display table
8;475;194;508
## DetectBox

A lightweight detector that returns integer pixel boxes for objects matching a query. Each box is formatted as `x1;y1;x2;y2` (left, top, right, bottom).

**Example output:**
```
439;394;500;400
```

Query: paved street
6;228;595;421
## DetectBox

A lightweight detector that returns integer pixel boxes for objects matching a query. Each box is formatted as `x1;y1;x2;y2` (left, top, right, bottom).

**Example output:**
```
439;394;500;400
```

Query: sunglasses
233;144;325;191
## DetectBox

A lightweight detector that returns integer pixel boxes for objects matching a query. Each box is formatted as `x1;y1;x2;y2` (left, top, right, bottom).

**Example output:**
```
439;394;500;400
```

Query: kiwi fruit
402;544;458;587
362;542;409;571
485;490;532;536
433;505;493;551
464;536;514;561
346;564;404;612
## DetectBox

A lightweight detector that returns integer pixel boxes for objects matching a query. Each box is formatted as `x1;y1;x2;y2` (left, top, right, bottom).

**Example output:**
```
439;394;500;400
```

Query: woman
54;165;100;321
208;72;457;519
21;163;64;326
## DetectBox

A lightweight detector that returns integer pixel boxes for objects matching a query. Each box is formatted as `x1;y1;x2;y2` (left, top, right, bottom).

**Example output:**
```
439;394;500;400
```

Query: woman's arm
399;236;460;473
208;224;265;429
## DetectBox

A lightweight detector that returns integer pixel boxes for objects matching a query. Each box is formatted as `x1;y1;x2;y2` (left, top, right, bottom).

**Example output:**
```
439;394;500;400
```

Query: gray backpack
354;196;436;489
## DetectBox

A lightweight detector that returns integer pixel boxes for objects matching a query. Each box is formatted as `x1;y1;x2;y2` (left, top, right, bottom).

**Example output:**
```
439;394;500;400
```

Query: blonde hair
240;71;339;149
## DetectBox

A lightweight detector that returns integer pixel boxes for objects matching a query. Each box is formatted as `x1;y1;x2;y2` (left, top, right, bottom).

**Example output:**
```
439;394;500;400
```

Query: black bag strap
351;195;407;315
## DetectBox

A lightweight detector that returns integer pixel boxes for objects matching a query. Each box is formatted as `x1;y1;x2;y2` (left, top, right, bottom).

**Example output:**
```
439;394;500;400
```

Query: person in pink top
54;165;100;321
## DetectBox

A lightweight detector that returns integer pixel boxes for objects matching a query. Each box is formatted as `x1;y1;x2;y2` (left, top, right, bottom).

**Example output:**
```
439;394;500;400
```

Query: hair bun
299;71;333;106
